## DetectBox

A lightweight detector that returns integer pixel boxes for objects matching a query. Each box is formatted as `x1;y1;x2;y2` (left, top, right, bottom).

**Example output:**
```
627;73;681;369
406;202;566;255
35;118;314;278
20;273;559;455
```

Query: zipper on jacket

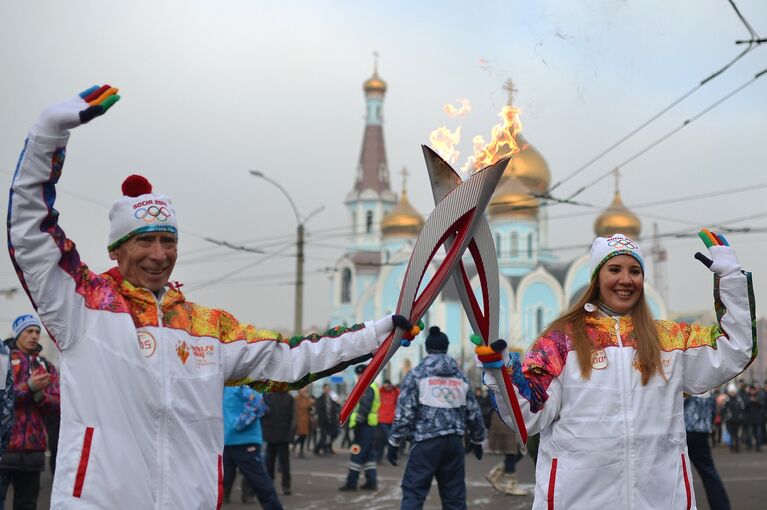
154;297;169;510
615;317;633;510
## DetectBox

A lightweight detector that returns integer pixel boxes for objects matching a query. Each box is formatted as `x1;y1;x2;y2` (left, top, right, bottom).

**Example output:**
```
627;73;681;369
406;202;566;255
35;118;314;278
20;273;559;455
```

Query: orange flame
468;105;523;172
429;126;461;166
443;99;471;118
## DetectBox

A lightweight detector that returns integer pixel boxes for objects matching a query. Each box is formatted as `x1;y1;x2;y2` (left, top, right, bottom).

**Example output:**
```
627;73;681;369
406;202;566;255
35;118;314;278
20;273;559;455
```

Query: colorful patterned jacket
4;341;59;453
390;353;485;445
7;131;390;510
485;271;756;510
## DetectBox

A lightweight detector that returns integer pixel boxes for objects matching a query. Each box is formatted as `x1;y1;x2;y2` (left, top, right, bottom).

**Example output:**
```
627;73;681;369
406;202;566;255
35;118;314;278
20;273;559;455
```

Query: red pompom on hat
121;175;153;197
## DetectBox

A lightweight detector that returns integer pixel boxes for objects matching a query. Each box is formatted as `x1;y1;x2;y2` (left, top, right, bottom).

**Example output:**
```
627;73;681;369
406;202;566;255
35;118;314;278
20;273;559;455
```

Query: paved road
25;445;767;508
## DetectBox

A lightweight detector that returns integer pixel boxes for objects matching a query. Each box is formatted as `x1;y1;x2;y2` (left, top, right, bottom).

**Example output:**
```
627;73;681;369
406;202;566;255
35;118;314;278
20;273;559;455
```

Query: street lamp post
249;170;322;337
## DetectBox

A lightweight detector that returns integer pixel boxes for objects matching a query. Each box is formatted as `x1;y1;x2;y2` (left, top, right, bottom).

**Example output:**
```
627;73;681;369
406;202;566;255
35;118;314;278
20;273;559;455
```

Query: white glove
32;85;120;138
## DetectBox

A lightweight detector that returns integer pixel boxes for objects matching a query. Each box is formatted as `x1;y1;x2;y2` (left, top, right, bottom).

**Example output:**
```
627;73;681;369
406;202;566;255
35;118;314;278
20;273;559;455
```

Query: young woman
481;232;756;510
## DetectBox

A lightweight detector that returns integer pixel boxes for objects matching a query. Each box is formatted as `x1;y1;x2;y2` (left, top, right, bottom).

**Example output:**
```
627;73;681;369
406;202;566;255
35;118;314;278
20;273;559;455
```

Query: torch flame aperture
443;99;472;118
470;105;523;172
429;126;461;166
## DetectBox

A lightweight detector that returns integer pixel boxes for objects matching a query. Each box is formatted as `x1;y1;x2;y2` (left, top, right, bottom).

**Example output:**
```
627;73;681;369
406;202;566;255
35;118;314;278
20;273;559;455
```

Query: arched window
527;232;534;258
495;233;502;257
366;210;374;234
535;307;545;335
510;231;519;257
341;268;352;303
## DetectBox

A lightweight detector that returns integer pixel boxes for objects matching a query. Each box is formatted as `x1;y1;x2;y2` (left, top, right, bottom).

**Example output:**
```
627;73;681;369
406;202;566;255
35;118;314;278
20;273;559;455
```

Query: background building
330;66;667;385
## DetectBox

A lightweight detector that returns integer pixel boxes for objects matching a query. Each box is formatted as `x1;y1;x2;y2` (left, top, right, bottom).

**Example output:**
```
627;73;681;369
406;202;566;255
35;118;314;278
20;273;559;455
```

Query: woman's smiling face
597;255;644;313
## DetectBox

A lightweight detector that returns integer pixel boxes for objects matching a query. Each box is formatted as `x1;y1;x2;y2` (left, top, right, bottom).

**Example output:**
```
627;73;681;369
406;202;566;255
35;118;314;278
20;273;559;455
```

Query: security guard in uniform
339;364;381;491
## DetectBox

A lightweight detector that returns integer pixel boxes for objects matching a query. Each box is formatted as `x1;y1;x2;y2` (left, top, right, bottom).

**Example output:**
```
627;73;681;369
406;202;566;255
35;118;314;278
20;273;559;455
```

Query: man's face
109;232;178;292
17;326;41;354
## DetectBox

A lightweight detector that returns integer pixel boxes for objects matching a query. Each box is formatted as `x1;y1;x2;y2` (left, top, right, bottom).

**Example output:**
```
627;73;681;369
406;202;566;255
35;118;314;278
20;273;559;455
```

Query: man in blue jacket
223;385;283;509
386;326;486;510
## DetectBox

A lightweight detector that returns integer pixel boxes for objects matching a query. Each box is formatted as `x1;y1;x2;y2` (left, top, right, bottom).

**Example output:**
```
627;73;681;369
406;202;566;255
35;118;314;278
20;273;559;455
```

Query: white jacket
8;132;388;509
486;270;755;510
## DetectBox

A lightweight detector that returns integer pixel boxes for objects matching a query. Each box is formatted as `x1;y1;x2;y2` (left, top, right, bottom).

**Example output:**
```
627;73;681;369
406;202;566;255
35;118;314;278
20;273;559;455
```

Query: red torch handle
339;330;395;425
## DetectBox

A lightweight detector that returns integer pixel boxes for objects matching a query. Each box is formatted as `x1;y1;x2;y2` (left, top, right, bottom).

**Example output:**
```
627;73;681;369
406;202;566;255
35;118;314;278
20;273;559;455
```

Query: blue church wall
520;281;560;348
567;264;591;305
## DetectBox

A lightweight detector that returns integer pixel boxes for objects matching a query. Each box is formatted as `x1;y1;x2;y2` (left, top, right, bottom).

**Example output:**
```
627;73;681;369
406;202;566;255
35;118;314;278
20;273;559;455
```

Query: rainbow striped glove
472;336;508;369
33;84;120;137
695;228;741;277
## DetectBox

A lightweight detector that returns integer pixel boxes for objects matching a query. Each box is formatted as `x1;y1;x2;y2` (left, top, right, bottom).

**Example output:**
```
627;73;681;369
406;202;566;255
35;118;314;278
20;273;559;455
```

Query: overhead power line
549;0;765;194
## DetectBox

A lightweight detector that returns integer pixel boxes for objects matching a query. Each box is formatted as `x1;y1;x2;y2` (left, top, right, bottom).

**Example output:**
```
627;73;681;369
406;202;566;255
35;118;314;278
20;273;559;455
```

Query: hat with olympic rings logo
107;175;178;251
589;233;644;279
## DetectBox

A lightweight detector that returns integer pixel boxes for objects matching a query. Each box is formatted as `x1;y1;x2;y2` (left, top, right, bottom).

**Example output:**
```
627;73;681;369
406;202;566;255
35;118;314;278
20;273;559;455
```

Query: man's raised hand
33;84;120;137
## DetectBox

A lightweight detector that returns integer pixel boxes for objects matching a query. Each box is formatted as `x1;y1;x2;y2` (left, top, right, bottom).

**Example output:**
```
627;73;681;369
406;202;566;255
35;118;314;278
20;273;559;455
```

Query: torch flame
468;105;523;173
429;126;461;166
443;99;471;118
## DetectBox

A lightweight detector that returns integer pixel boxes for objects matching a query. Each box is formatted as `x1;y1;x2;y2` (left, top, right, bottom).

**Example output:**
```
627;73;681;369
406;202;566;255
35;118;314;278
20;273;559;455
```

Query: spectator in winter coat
474;387;493;431
723;383;746;453
387;326;486;510
743;385;764;451
685;392;731;510
0;340;13;457
293;388;313;458
262;391;295;495
374;379;399;462
315;384;340;455
0;314;59;510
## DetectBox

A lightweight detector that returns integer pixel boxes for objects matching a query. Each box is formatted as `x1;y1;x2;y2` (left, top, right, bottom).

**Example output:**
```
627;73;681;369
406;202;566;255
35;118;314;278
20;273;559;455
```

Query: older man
7;85;410;510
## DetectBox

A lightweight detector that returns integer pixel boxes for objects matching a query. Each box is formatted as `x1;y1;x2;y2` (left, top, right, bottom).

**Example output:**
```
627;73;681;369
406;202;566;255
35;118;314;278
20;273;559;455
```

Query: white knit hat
108;175;178;251
589;233;644;279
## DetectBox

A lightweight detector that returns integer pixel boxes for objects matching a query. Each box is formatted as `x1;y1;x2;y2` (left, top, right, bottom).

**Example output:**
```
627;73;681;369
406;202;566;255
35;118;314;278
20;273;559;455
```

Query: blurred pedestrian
723;383;745;453
486;412;526;496
293;387;313;458
374;379;399;463
263;390;295;496
0;339;14;459
315;384;339;455
743;385;764;452
339;365;380;491
387;326;486;510
223;385;283;509
685;391;731;510
0;315;59;510
474;387;493;431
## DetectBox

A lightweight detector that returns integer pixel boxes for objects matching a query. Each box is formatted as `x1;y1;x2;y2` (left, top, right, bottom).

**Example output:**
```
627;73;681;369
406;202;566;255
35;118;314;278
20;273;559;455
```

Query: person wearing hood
0;314;59;510
386;326;486;510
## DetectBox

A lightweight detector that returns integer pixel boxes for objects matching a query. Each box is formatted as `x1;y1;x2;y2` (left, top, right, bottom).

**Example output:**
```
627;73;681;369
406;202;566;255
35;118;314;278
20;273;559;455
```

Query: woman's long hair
540;275;663;385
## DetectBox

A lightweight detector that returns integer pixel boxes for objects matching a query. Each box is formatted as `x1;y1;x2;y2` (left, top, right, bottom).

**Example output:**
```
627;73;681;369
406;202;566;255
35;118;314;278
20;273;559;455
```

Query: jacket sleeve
483;331;567;437
388;373;417;445
218;315;385;391
37;362;60;416
355;387;374;426
464;387;486;444
677;271;757;394
234;387;266;431
7;132;97;350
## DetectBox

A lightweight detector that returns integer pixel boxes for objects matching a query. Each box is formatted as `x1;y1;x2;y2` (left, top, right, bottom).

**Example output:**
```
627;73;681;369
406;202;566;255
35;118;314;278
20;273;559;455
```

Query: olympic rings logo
134;206;171;223
431;386;461;403
607;237;637;249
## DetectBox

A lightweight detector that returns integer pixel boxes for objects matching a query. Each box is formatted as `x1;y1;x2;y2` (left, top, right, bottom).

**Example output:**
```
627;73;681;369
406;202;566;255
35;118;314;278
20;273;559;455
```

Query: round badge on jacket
591;348;608;370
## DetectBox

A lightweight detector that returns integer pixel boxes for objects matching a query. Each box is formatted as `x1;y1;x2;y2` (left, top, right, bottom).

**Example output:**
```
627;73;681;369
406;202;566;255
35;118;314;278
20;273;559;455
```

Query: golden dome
503;135;550;195
489;175;539;219
594;191;641;239
381;191;424;238
363;70;387;95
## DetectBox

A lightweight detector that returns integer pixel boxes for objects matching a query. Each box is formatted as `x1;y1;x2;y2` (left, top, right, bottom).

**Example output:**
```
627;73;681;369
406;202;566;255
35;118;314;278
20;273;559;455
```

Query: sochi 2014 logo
134;205;171;223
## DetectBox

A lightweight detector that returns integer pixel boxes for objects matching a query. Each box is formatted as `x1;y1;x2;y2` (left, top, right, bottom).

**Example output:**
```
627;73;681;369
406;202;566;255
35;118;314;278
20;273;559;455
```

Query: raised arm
681;229;756;393
219;313;410;391
7;86;120;350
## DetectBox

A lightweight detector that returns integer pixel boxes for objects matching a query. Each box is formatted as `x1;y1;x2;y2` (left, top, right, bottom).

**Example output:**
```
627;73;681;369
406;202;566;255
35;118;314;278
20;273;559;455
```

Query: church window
341;268;352;303
535;307;545;335
366;210;374;234
510;231;519;257
527;233;534;258
495;234;502;257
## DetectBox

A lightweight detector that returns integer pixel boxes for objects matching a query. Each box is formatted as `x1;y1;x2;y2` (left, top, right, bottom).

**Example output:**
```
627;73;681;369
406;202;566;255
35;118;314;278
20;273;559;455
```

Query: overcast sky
1;0;765;335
